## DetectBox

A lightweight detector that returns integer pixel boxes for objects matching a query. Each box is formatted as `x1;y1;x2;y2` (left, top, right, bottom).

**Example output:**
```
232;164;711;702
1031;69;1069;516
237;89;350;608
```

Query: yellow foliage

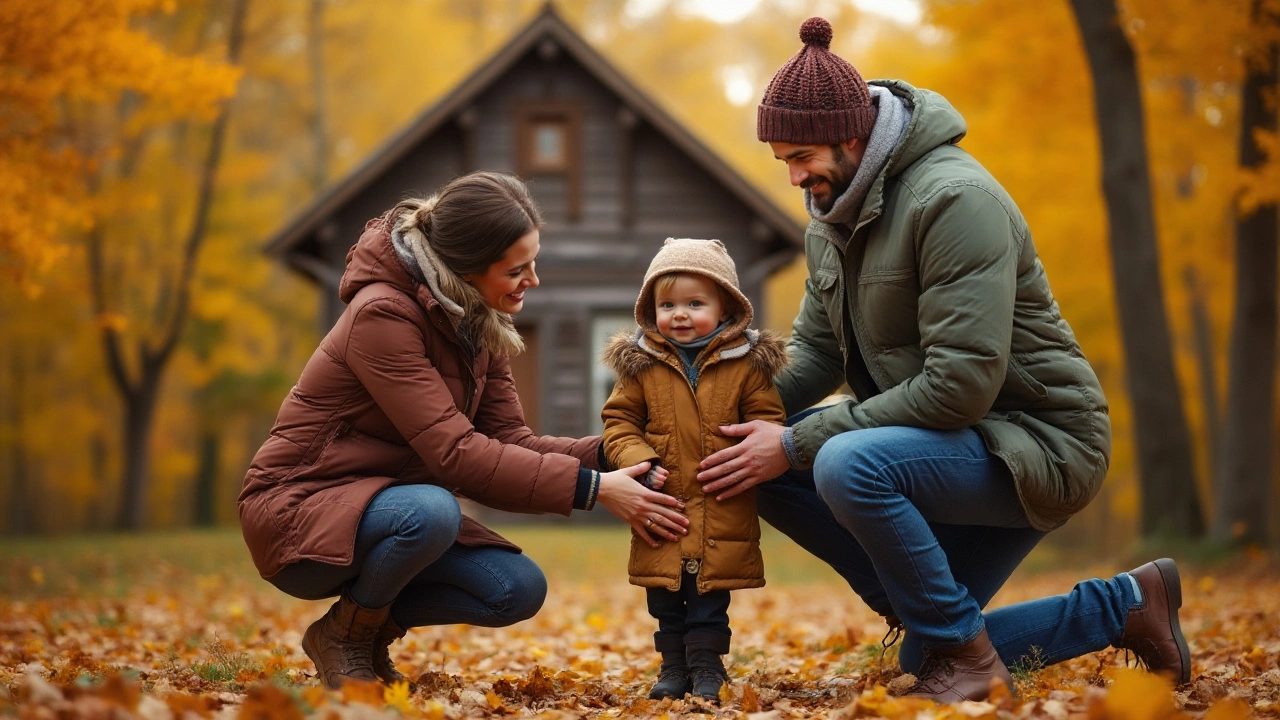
1203;698;1253;720
383;680;413;714
0;0;239;284
0;0;1272;539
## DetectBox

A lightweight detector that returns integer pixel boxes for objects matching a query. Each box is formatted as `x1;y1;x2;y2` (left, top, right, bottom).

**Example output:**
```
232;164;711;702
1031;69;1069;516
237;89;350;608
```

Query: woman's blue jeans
269;484;547;630
759;418;1137;674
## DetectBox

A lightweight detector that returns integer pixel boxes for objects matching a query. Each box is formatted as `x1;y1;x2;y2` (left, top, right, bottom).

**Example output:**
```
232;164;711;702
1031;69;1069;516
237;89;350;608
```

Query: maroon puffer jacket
239;215;600;579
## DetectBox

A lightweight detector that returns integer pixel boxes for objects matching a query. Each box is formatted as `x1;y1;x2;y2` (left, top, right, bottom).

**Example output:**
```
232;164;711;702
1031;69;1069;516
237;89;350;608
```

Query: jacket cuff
574;467;601;511
788;414;826;469
780;427;803;469
596;443;613;472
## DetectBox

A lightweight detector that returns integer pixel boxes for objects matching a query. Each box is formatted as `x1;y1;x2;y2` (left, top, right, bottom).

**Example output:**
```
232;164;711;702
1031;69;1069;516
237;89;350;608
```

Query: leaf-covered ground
1;528;1277;719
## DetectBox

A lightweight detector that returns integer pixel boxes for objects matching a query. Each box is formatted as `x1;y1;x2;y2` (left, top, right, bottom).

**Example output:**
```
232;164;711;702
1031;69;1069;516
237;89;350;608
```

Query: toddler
602;238;786;702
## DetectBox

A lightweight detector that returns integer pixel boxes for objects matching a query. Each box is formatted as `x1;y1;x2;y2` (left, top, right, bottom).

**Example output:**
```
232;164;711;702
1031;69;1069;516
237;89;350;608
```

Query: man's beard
804;144;860;213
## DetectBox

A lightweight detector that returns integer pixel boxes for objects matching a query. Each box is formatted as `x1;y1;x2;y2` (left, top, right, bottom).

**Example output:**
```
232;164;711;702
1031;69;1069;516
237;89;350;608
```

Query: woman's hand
596;462;688;548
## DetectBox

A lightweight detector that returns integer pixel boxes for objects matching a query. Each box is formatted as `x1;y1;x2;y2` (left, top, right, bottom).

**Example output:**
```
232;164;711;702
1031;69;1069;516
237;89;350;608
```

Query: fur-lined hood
601;327;787;380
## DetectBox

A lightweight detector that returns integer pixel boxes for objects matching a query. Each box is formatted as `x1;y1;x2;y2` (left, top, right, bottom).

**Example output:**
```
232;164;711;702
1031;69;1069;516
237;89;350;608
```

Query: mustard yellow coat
601;327;786;593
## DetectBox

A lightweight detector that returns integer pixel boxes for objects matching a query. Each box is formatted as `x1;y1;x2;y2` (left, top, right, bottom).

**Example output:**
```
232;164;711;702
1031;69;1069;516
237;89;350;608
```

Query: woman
239;171;689;689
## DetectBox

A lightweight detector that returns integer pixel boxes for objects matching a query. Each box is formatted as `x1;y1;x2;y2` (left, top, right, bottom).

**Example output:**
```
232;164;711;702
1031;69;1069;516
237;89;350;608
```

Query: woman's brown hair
390;172;543;357
392;171;544;277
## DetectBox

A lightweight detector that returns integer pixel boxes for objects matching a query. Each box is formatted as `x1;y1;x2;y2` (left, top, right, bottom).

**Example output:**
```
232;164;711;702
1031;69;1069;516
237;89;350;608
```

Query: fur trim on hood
601;327;788;380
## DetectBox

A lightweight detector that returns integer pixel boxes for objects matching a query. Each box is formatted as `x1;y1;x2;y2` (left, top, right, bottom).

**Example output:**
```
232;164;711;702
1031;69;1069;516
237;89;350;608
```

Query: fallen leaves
2;544;1279;719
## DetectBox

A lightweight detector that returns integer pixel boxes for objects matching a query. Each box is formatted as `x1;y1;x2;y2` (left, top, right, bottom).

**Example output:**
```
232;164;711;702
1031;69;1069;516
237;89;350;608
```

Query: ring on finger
645;517;653;527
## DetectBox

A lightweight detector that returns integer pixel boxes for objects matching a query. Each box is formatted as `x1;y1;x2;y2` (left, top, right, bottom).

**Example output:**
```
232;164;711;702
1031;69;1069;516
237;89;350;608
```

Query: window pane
533;122;566;167
588;313;638;435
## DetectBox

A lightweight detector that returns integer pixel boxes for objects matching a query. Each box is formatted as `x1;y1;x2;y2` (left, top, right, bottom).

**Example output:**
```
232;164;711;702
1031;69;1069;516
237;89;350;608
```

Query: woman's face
464;228;540;314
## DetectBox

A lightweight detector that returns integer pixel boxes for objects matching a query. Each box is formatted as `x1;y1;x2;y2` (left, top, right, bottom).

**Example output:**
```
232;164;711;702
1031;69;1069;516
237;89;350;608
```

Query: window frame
514;99;583;221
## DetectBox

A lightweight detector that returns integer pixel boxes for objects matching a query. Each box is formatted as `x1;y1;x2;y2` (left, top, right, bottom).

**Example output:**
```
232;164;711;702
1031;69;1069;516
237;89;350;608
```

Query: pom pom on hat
799;17;832;49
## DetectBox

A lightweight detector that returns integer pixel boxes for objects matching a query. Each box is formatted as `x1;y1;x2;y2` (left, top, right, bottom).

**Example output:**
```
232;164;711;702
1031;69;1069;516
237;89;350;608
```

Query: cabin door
509;323;540;434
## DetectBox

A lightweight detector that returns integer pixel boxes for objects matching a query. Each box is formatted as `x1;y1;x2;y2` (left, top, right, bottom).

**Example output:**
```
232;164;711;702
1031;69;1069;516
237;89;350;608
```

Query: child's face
654;274;729;343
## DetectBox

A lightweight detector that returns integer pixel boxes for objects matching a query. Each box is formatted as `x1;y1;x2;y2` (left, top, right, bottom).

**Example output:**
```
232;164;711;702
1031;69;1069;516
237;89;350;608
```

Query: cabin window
588;312;638;435
531;120;568;170
515;100;582;220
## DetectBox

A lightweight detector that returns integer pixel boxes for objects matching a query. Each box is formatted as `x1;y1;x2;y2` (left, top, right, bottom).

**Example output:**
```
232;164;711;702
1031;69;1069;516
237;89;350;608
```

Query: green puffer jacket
775;80;1111;531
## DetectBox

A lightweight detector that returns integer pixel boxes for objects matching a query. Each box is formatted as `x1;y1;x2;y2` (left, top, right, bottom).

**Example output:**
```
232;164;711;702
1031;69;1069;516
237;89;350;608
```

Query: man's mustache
801;176;828;191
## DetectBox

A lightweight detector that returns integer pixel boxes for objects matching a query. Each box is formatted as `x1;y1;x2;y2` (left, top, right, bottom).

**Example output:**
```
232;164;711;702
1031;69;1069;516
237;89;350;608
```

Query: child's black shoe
648;649;690;700
687;649;727;703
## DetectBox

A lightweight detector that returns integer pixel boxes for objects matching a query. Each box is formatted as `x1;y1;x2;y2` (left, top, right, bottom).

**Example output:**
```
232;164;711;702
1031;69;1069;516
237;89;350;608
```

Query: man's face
769;140;862;213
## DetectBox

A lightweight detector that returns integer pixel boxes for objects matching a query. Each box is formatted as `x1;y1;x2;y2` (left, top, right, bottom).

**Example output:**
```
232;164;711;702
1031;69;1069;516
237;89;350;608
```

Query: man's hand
696;421;790;500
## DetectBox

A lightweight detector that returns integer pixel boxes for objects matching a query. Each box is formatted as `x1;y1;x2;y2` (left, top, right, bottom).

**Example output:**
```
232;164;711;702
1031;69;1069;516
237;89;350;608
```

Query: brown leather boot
906;628;1012;703
302;589;389;689
1114;558;1191;685
372;616;408;685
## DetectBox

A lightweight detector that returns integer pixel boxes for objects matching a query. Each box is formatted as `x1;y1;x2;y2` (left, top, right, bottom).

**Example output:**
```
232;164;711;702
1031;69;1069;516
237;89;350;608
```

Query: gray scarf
389;223;466;318
666;319;731;388
804;85;913;226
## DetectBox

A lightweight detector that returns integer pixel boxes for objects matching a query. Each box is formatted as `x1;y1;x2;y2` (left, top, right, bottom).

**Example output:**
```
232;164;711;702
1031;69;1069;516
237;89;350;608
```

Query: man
695;17;1191;703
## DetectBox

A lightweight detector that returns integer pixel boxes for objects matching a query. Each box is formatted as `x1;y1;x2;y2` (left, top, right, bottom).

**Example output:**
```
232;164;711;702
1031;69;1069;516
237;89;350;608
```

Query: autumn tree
80;0;250;530
1068;0;1204;538
1214;0;1279;547
0;0;239;290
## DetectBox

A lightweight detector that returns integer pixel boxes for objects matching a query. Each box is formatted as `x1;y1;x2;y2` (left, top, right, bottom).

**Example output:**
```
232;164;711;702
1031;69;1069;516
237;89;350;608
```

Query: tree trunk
1068;0;1204;538
90;432;111;532
308;0;328;192
1183;267;1222;475
1214;0;1279;547
192;431;221;526
117;374;161;530
4;349;31;535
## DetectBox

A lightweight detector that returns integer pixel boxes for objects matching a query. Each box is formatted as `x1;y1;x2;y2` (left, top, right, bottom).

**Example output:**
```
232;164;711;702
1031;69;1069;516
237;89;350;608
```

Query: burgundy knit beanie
757;17;876;145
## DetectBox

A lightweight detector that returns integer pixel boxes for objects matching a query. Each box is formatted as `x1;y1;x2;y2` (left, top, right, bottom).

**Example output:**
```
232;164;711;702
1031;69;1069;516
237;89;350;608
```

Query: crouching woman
239;172;687;688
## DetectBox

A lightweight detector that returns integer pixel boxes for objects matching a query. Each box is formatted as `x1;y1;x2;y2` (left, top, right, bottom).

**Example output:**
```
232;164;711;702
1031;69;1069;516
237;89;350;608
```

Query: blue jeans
759;419;1136;674
269;484;547;629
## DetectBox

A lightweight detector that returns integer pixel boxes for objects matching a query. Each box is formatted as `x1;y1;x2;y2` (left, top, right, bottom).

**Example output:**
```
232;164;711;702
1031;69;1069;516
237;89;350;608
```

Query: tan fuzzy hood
634;238;754;339
601;327;788;380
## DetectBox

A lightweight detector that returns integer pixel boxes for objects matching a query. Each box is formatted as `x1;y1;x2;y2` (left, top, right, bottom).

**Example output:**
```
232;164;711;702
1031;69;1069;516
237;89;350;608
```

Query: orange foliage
0;0;239;290
5;556;1278;718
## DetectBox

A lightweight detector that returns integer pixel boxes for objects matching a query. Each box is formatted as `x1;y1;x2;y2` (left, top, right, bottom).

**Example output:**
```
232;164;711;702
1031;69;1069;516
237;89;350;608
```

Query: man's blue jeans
759;421;1136;674
269;484;547;630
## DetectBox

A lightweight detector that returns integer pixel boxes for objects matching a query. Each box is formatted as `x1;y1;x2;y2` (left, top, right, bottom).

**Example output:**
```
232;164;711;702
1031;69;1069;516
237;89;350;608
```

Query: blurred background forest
1;0;1278;556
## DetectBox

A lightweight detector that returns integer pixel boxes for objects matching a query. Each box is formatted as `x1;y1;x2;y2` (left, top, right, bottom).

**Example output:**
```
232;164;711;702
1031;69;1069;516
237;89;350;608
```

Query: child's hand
640;464;669;490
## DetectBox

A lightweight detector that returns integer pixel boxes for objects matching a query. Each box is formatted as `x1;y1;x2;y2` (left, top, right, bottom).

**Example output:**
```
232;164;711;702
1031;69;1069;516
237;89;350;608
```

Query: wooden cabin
266;4;802;441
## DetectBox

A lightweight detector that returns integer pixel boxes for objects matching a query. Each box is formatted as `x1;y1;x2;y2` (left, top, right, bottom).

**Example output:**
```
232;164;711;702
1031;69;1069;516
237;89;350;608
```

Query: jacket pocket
297;419;351;467
810;270;845;346
992;358;1048;410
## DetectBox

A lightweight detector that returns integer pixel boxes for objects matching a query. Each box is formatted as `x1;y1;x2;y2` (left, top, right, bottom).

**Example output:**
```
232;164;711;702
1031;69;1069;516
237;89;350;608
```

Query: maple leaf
237;684;304;720
341;679;386;707
384;680;413;714
1090;668;1179;720
415;671;461;696
164;692;216;719
1203;698;1252;720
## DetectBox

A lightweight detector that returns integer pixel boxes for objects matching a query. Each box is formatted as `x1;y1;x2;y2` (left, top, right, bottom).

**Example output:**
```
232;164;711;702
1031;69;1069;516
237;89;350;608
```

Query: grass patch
1;521;1076;601
1009;645;1048;694
190;637;260;687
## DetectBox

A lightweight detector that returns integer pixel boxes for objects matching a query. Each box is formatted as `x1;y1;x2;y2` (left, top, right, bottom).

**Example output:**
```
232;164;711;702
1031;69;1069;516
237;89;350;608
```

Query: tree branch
153;0;250;366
